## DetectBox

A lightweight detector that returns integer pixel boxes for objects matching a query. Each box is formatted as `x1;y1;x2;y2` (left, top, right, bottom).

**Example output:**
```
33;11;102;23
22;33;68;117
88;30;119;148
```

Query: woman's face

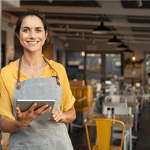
18;15;48;53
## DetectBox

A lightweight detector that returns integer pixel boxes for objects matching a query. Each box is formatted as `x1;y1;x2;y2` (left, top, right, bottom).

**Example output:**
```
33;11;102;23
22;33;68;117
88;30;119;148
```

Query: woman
0;10;76;150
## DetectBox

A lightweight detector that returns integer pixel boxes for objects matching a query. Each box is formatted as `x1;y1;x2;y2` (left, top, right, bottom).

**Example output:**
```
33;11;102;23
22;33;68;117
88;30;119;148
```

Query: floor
132;103;150;150
70;103;150;150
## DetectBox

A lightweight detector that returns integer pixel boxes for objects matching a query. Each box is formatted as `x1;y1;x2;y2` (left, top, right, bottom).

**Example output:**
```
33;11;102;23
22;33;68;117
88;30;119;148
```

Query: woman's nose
29;30;36;39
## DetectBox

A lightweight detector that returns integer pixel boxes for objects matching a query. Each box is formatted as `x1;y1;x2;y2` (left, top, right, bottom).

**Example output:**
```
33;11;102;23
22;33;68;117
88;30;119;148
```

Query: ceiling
2;0;150;45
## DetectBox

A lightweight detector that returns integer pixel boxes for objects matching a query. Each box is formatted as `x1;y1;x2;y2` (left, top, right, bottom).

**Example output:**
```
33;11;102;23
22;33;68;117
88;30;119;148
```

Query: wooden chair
85;118;125;150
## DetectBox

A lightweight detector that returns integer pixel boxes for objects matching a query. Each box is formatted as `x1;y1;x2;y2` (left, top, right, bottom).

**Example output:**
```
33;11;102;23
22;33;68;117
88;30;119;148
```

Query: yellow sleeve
0;74;15;120
61;67;75;112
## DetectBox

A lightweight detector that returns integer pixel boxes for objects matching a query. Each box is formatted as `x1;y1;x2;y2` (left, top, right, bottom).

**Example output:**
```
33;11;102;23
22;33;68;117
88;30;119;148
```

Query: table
127;102;140;132
102;102;140;132
86;114;134;150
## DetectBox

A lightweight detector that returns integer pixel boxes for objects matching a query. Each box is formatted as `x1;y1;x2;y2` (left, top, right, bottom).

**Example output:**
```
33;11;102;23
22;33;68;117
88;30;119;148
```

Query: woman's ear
45;30;48;39
16;33;19;40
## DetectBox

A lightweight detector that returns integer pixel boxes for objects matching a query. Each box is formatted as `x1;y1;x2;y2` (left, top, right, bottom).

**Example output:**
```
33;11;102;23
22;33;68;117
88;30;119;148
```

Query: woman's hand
51;108;66;122
16;103;51;127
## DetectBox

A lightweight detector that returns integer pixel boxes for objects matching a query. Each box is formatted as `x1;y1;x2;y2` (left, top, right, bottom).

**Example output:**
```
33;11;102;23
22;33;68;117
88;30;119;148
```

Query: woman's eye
23;29;29;32
36;29;41;32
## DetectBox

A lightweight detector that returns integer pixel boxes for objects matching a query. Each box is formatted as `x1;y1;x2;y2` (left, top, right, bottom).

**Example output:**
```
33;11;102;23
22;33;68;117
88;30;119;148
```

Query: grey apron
8;57;74;150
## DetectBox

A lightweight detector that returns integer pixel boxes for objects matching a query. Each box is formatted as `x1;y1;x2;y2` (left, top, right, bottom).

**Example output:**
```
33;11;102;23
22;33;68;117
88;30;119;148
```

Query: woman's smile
27;41;39;46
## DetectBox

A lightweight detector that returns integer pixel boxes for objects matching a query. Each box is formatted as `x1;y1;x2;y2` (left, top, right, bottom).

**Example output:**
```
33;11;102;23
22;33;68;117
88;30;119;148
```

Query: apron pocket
10;144;48;150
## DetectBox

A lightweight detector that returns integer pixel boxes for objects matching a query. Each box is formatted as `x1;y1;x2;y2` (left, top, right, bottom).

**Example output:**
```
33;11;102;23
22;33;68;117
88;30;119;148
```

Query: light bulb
132;56;136;61
81;51;85;56
136;82;141;87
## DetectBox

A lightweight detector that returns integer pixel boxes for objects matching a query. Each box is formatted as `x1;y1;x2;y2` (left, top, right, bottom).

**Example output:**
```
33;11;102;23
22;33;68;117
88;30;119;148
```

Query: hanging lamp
116;43;128;50
107;35;122;44
132;54;136;61
122;48;134;53
92;22;111;34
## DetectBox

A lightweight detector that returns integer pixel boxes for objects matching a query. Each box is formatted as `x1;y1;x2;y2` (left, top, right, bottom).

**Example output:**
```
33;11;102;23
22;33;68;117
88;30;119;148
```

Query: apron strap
16;56;22;90
42;56;60;86
17;56;60;90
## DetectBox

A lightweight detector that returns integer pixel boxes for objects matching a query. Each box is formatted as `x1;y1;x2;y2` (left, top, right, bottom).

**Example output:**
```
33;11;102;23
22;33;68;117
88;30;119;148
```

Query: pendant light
122;48;133;53
132;54;136;61
116;43;128;50
107;35;122;44
92;22;111;34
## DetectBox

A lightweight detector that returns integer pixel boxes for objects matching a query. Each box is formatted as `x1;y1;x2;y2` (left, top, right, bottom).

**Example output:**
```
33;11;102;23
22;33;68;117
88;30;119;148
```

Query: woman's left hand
51;108;66;122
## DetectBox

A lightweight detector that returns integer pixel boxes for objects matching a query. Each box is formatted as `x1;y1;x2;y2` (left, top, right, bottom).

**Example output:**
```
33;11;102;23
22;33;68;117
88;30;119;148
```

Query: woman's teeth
28;42;38;44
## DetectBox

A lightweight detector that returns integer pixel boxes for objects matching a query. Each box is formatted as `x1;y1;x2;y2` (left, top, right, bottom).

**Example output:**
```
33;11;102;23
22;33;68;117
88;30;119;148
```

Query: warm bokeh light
135;82;141;87
132;56;136;61
81;51;85;56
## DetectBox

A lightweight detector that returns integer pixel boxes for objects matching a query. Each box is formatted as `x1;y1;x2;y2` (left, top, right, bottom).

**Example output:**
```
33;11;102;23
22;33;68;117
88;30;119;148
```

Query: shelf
125;64;141;68
68;61;80;66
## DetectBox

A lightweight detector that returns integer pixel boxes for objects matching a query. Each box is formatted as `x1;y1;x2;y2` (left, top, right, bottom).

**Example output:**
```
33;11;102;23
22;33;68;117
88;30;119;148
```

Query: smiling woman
15;9;50;49
0;9;76;150
18;15;48;53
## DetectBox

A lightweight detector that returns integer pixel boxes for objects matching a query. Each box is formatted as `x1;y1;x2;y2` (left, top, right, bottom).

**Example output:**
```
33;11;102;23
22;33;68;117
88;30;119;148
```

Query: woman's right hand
16;103;51;127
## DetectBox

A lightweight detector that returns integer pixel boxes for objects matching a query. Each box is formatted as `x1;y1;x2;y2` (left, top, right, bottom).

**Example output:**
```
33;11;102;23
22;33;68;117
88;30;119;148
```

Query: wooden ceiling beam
53;33;150;41
47;19;150;28
65;37;150;44
3;5;150;16
2;11;18;23
50;27;150;36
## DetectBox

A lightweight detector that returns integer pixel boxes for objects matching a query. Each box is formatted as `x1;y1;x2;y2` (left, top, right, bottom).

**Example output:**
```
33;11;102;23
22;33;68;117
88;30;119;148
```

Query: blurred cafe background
1;0;150;150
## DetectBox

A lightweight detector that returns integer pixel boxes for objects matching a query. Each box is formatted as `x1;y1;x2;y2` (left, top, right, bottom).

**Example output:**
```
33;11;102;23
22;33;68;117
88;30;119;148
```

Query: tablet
16;99;55;120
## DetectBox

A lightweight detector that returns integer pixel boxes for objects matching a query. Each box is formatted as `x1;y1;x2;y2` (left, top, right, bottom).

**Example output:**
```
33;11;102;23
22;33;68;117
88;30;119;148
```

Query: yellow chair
85;118;125;150
71;86;95;112
69;86;95;132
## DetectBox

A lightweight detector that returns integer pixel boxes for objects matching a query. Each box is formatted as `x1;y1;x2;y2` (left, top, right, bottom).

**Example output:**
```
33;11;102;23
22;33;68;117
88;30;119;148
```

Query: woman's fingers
35;104;50;116
55;113;66;122
55;113;63;122
28;103;37;114
52;109;66;122
16;107;22;118
52;109;60;119
52;108;56;114
15;103;52;127
40;106;51;116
